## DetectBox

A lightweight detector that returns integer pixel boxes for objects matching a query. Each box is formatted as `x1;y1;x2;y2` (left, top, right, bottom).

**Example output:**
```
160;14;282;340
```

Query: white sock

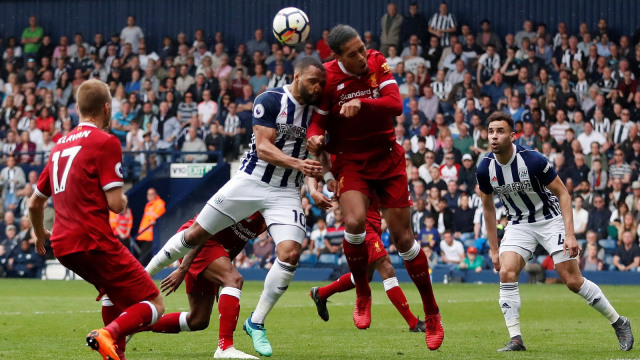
179;312;191;331
145;230;194;276
344;231;366;244
499;282;522;339
577;278;620;324
250;259;297;325
383;277;399;291
399;241;421;261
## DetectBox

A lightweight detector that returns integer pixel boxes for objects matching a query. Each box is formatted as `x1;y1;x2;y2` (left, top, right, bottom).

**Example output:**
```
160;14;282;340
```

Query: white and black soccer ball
272;7;310;45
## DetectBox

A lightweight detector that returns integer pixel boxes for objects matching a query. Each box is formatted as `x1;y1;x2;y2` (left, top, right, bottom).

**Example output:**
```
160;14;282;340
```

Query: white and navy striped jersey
429;12;457;47
477;144;561;225
239;86;311;188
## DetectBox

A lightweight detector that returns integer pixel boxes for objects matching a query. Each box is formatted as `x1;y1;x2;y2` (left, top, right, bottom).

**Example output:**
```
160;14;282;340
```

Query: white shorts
499;216;575;265
197;171;306;245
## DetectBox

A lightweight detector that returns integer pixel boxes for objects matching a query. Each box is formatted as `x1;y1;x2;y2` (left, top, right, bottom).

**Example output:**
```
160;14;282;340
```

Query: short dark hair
328;25;360;55
487;112;515;132
294;56;325;75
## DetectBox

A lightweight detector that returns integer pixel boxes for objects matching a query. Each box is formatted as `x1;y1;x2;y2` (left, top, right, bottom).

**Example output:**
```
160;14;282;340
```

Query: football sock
577;278;620;324
499;282;522;339
384;277;419;329
145;230;193;276
101;297;126;354
251;258;297;324
401;241;439;315
218;287;241;351
343;231;370;298
317;273;355;299
148;312;188;333
105;301;159;339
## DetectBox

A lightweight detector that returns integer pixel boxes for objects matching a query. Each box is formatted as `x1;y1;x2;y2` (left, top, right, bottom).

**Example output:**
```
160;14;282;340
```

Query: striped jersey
428;12;457;46
477;144;561;225
239;86;311;188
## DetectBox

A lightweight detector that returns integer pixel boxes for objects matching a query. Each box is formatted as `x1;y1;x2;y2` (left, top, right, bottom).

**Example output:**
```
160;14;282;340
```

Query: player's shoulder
253;89;286;117
477;152;496;173
516;145;545;162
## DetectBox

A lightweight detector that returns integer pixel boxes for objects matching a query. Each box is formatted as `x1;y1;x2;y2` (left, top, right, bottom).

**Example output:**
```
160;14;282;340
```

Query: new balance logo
277;286;289;291
164;250;171;259
592;297;601;306
501;303;511;309
337;83;345;90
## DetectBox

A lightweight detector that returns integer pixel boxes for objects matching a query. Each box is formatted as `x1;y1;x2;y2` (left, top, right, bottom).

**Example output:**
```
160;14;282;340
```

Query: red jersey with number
35;122;125;257
308;49;400;160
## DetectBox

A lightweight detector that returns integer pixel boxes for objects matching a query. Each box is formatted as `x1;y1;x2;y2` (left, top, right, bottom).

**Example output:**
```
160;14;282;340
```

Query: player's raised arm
254;124;321;177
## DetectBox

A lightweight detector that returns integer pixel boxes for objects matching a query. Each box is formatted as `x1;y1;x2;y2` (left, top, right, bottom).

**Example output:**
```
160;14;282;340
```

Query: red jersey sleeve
359;52;402;116
98;135;125;191
35;161;52;198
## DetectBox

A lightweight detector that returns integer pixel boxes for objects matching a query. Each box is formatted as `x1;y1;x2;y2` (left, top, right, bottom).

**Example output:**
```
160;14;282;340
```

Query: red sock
404;249;439;315
102;300;126;357
342;240;370;297
386;286;418;329
148;312;183;333
218;294;240;350
318;273;355;299
105;302;155;339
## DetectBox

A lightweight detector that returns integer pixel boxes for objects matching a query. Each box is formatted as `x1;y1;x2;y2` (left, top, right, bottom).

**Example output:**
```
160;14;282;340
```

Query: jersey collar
77;122;98;128
283;85;302;107
338;61;361;78
495;144;517;167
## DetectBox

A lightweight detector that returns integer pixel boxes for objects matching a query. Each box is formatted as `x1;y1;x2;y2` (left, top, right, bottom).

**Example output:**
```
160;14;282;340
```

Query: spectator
457;153;477;192
586;195;612;240
7;239;43;278
253;232;275;267
0;155;25;211
246;29;270;60
428;2;457;47
418;215;440;253
249;63;269;96
580;243;604;271
151;101;181;164
111;101;134;145
616;212;637;245
609;149;632;186
380;3;403;56
181;126;207;163
310;218;328;256
176;64;195;96
458;246;483;272
613;231;640;271
204;123;224;162
21;16;43;59
109;205;133;249
177;91;198;126
136;188;166;266
221;102;242;161
515;20;537;50
439;230;464;269
453;194;475;242
120;15;144;53
578;121;607;155
411;198;428;235
15;131;36;164
573;196;590;239
323;208;345;255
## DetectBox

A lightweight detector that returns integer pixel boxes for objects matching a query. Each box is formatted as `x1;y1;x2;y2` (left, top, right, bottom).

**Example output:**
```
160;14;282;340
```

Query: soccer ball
272;7;310;45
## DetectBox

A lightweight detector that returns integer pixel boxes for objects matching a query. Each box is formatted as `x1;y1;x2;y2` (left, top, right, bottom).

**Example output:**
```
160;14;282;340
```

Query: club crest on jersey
115;162;123;179
213;194;225;205
253;104;265;118
381;62;390;74
369;73;378;88
518;167;529;180
337;83;345;90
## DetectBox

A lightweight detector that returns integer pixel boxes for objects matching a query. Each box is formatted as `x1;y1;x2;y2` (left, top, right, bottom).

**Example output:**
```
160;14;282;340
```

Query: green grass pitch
0;279;637;359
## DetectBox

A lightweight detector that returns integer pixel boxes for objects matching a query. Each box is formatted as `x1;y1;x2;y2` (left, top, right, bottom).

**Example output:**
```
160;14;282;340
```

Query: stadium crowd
2;3;640;278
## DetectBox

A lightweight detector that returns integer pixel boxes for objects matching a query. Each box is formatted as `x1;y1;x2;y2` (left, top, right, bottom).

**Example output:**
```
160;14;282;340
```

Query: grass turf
0;279;637;359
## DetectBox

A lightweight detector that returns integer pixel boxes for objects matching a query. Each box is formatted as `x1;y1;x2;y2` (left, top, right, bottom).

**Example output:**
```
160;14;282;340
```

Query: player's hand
490;249;500;272
299;159;322;177
339;99;362;118
563;235;580;258
310;189;332;210
35;229;51;256
326;178;337;193
160;268;187;296
307;135;325;154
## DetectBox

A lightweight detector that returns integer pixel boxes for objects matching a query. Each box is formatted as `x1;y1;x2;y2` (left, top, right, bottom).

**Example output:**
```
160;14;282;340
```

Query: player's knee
344;217;366;233
563;276;583;293
278;251;300;265
499;268;519;282
225;272;244;289
151;295;165;316
188;316;210;331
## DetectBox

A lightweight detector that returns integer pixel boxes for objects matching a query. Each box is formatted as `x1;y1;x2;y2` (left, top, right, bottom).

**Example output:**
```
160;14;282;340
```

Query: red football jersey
178;211;267;256
35;123;125;257
309;49;401;160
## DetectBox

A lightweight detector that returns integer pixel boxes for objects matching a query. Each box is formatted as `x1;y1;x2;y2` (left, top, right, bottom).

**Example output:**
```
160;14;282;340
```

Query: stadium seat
389;254;404;268
317;254;339;267
298;253;317;267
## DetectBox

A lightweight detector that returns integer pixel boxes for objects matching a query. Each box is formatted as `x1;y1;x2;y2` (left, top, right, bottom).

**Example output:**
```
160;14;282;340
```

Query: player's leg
339;190;373;329
496;251;527;351
149;292;215;333
555;260;633;350
244;226;304;357
146;174;261;275
101;297;127;360
374;256;422;331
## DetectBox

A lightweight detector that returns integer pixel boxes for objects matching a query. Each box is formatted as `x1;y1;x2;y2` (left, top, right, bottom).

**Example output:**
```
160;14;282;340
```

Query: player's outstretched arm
28;192;51;256
254;124;322;176
160;243;205;296
546;176;579;258
480;191;500;271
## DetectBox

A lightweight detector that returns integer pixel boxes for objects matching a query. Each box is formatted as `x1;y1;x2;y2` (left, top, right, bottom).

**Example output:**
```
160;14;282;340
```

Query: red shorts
333;143;412;209
365;229;388;264
57;245;159;311
184;240;229;296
